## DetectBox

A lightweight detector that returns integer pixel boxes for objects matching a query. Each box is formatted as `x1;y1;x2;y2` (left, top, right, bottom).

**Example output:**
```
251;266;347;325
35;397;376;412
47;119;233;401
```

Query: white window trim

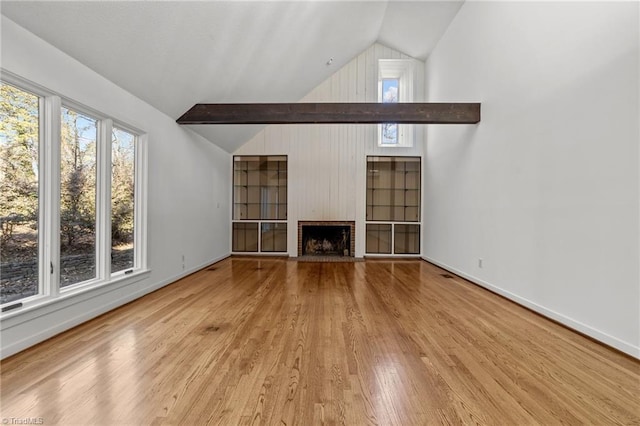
109;122;149;276
98;118;113;280
378;59;416;148
0;70;149;315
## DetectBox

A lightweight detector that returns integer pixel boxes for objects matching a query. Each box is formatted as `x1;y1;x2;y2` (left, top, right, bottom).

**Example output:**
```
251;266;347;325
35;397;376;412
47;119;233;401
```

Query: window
366;156;421;255
232;156;287;253
0;82;41;304
60;107;98;287
365;224;392;254
260;223;287;252
381;78;399;145
111;127;136;274
378;60;415;147
394;224;420;254
232;222;258;252
0;76;147;311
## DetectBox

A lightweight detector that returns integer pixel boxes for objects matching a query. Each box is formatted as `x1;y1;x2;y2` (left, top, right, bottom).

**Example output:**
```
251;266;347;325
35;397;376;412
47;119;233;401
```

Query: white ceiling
1;1;463;152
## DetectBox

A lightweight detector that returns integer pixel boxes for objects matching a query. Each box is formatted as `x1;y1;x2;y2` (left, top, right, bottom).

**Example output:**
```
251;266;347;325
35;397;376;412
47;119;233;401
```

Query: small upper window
381;78;399;145
382;78;399;103
378;60;415;147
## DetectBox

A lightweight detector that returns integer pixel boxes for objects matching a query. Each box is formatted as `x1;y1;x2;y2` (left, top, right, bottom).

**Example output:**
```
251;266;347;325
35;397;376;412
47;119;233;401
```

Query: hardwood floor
1;258;638;425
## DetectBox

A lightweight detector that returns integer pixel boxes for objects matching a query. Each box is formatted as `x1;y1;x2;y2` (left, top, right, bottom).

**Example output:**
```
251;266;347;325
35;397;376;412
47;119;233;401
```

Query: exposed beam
176;103;480;125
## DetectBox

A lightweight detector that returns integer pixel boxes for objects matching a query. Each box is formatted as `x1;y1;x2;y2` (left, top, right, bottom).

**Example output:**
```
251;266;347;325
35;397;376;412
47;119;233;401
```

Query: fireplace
298;221;355;257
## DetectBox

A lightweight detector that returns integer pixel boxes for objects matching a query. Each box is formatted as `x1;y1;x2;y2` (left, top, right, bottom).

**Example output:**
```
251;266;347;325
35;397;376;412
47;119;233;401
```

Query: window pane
0;83;40;304
111;127;135;273
60;107;97;287
232;222;258;252
261;223;287;252
394;224;420;254
382;79;399;103
233;155;287;223
366;224;391;254
382;123;398;145
366;156;421;223
381;78;398;144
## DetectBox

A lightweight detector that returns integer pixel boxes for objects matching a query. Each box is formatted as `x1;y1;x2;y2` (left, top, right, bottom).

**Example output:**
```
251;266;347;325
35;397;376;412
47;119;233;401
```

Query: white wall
1;17;231;358
236;43;425;257
423;2;639;357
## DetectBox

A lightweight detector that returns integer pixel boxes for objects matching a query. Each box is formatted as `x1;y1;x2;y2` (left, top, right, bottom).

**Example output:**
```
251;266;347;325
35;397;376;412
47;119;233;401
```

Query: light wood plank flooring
1;258;638;425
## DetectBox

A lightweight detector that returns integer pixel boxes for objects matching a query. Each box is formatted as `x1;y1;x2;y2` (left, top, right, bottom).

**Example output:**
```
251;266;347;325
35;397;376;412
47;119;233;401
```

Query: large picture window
0;76;146;311
232;156;287;253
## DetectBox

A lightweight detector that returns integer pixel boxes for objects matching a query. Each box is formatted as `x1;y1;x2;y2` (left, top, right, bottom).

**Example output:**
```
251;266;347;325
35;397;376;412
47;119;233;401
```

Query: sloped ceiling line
1;1;465;152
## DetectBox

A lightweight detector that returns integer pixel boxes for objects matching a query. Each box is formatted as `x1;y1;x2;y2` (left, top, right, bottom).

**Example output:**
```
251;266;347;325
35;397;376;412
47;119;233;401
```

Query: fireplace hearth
298;221;355;257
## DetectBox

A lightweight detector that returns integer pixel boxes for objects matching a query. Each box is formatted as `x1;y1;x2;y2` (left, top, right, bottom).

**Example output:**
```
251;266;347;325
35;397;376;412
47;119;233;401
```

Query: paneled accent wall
235;43;425;257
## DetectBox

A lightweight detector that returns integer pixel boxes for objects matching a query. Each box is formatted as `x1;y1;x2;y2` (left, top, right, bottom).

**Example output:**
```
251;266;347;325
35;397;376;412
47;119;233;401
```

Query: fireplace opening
302;225;351;257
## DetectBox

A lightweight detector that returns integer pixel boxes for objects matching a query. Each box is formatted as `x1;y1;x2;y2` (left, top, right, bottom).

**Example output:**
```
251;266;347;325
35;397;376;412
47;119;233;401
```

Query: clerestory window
378;59;415;148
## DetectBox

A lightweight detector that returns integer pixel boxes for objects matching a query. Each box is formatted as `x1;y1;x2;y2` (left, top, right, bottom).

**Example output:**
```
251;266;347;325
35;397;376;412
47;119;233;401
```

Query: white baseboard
1;254;230;359
422;256;640;360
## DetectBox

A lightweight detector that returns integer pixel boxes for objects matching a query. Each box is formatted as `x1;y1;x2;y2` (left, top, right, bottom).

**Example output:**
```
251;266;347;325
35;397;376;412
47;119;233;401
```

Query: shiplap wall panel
235;43;425;257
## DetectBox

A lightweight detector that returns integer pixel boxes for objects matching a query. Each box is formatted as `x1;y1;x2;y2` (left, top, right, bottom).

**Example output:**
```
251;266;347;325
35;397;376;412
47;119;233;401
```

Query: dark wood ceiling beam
176;103;480;125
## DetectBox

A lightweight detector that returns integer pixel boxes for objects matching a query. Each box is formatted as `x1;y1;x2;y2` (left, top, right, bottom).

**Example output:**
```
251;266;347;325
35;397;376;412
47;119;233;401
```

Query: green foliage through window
1;79;142;305
0;82;40;303
111;127;135;273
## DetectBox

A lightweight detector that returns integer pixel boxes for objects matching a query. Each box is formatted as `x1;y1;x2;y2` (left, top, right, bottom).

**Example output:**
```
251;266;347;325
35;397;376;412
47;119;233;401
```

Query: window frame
109;123;145;278
0;78;47;304
58;102;102;290
0;71;148;314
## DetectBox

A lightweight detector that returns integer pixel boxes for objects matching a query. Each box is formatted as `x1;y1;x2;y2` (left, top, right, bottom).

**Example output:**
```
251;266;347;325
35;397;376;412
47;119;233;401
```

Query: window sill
0;269;151;329
377;143;415;148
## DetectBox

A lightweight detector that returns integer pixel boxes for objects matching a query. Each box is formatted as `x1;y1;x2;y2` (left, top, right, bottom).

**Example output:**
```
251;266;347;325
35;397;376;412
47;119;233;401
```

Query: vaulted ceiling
1;1;464;152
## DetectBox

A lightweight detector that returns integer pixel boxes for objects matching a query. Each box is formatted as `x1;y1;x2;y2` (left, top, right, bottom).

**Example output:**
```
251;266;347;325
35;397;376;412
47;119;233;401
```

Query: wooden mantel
176;102;480;125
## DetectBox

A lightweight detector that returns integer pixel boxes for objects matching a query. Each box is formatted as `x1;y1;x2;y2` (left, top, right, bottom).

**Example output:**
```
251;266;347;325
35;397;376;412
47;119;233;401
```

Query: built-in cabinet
234;44;425;258
366;156;421;255
366;156;420;221
231;154;421;256
232;156;287;253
